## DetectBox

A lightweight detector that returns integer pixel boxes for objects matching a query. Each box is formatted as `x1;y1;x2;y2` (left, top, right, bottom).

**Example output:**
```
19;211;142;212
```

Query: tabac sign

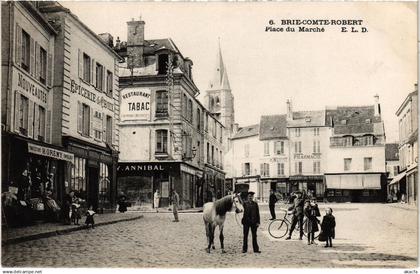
120;87;151;121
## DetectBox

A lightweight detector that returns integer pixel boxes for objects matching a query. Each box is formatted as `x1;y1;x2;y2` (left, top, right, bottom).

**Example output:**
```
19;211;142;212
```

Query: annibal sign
120;87;151;121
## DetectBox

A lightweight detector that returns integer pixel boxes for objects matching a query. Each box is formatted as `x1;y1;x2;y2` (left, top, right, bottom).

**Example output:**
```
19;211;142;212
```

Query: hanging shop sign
70;79;113;111
120;87;151;121
28;143;74;162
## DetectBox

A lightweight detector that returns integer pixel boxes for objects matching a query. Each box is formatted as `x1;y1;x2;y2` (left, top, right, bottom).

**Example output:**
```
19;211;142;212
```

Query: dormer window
344;136;353;147
157;54;169;75
341;119;347;125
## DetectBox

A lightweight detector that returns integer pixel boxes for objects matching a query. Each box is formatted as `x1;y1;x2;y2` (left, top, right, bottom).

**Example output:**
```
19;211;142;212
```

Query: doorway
88;166;99;211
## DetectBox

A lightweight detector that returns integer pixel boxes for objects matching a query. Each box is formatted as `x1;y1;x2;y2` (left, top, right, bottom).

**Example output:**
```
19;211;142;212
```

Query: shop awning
389;171;406;186
325;174;381;190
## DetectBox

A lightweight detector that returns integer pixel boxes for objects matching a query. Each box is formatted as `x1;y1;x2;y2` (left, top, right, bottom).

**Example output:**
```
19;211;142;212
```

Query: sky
62;1;417;142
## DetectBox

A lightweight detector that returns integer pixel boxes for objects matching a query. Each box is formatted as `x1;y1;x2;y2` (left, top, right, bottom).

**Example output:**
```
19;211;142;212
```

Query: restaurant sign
28;143;74;162
120;87;151;121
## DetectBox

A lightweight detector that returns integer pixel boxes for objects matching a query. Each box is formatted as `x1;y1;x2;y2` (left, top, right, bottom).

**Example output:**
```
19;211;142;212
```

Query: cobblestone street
2;203;417;268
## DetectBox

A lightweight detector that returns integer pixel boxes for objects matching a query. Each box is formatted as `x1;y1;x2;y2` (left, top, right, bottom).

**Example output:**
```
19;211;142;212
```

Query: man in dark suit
242;191;261;253
269;189;278;220
285;191;305;240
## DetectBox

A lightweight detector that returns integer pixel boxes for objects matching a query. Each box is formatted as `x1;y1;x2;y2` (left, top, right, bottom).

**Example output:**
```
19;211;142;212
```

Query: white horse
202;193;244;253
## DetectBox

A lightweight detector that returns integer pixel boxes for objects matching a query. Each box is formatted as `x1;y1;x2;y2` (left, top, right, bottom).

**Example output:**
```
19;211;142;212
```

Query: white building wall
326;146;386;173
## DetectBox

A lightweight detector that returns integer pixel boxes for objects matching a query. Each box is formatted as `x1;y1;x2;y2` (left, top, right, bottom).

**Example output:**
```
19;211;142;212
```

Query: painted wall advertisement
120;87;151;121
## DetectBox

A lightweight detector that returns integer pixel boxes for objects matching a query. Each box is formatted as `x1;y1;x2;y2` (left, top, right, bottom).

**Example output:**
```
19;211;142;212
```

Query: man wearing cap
242;191;261;253
286;191;305;240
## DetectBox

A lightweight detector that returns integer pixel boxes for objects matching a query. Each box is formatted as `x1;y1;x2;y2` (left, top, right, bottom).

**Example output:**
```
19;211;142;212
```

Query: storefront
234;176;260;201
2;132;73;226
203;164;225;203
117;161;203;209
63;136;118;213
289;175;324;200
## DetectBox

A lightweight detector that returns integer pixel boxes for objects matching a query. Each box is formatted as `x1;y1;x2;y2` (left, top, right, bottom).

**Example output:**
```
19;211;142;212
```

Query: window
344;158;352;171
313;140;320;153
39;47;47;84
197;108;201;130
96;63;104;90
264;142;270;156
99;163;110;205
295;128;301;137
106;115;112;144
211;145;215;165
393;166;399;176
274;141;284;155
157;54;169;75
212;119;217;138
277;163;285;176
197;141;201;162
364;157;372;171
70;157;87;198
344;136;353;147
82;103;90;136
188;99;193;122
365;135;374;146
220;150;223;167
215;148;219;166
314;128;319;136
182;94;187;118
313;161;321;174
244;163;251;176
295;141;302;153
83;53;91;83
156;90;169;116
106;70;113;96
261;163;270;177
38;106;45;141
21;30;30;72
295;162;302;174
244;144;250;157
207;143;210;163
18;95;29;135
156;130;168;154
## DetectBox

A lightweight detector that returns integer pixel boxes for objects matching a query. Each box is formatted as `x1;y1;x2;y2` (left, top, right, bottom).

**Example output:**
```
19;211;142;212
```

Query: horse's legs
219;225;225;253
205;222;211;253
211;224;216;250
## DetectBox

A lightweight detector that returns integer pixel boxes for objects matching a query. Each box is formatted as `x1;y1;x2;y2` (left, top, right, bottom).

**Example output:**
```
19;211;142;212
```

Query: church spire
208;39;231;91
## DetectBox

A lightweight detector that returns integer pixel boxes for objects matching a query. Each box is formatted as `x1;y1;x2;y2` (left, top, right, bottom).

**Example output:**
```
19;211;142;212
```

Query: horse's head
232;193;244;214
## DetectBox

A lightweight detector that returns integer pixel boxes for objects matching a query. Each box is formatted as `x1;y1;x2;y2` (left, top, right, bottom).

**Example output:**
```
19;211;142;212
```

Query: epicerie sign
120;87;151;121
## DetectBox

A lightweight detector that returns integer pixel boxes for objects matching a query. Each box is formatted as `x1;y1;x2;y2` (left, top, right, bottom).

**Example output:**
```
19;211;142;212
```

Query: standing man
154;190;160;213
242;191;261;253
285;191;305;240
172;189;179;222
269;189;278;220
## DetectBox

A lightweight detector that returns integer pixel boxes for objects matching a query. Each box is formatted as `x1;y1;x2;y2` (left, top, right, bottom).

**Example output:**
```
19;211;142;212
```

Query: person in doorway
154;190;161;213
118;194;128;213
242;191;261;253
172;189;179;222
286;191;305;240
269;189;278;220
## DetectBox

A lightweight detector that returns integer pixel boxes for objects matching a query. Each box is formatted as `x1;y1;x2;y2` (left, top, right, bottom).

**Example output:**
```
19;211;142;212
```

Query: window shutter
29;37;35;76
15;24;22;66
89;106;94;137
111;117;115;145
28;100;34;138
267;164;270;176
14;92;21;133
35;42;40;80
91;58;95;86
102;67;106;92
45;110;51;143
102;112;106;142
77;101;82;133
78;49;83;79
33;104;39;139
260;163;264;176
47;53;52;87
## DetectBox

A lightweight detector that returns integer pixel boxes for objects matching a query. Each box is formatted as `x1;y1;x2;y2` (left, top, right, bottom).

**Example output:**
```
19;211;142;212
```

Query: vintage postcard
1;1;418;273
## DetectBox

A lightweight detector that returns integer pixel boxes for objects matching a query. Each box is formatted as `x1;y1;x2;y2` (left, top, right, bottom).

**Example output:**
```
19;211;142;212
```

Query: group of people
269;189;336;247
62;190;95;229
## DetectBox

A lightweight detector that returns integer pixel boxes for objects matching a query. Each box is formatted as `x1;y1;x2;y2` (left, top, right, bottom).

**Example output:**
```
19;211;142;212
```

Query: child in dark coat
304;199;320;245
321;208;336;247
85;206;96;229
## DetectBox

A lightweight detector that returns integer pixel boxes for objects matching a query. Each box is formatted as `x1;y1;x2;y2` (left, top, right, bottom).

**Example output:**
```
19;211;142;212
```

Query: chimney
127;18;145;68
98;33;114;48
286;99;293;120
233;123;239;134
374;94;381;117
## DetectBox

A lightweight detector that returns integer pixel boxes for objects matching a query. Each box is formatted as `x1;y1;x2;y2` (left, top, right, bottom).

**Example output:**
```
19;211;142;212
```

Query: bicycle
268;208;320;239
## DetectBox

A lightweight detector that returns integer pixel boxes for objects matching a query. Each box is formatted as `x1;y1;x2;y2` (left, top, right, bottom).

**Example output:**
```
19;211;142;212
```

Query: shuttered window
83;53;91;82
106;70;113;96
39;47;47;85
96;62;104;90
81;103;90;136
156;130;168;154
156;90;168;116
106;115;112;144
18;94;29;136
38;106;46;141
21;30;30;72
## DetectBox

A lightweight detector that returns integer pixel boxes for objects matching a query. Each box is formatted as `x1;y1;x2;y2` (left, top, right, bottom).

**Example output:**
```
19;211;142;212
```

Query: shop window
37;106;45;141
364;157;372;171
99;163;110;206
264;141;270;156
335;190;343;196
71;157;87;199
327;190;335;197
156;129;168;154
344;158;352;171
39;47;47;84
21;30;30;72
343;190;350;196
96;62;104;91
106;70;113;96
156;90;169;117
18;95;29;135
362;190;370;197
277;163;285;176
274;141;284;155
83;53;91;83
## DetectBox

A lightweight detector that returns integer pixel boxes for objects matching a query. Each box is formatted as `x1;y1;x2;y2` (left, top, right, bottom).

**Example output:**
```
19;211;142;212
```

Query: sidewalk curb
2;215;144;246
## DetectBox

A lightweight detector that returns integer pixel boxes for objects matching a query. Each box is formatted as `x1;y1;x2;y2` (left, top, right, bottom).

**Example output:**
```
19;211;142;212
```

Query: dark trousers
308;232;315;243
243;224;259;252
269;204;276;219
326;236;333;247
289;214;303;238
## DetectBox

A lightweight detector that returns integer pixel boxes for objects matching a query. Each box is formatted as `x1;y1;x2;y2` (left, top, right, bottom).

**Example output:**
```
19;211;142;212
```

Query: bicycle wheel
268;219;289;239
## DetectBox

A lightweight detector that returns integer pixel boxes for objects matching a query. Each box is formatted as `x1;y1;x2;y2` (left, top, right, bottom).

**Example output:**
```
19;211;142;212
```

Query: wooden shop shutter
47;53;52;87
45;110;51;144
29;37;35;76
14;92;21;133
28;100;34;138
78;49;83;79
15;24;22;66
77;101;82;134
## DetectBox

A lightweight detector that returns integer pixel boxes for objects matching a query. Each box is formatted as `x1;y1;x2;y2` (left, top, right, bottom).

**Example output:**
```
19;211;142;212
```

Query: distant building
394;84;418;204
385;143;400;198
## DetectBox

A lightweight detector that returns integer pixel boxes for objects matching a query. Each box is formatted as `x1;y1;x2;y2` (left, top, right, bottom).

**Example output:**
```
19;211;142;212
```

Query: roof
232;124;259;140
326;106;383;136
287;110;326;127
396;89;418;116
259;115;287;140
385;143;399;161
207;43;231;91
